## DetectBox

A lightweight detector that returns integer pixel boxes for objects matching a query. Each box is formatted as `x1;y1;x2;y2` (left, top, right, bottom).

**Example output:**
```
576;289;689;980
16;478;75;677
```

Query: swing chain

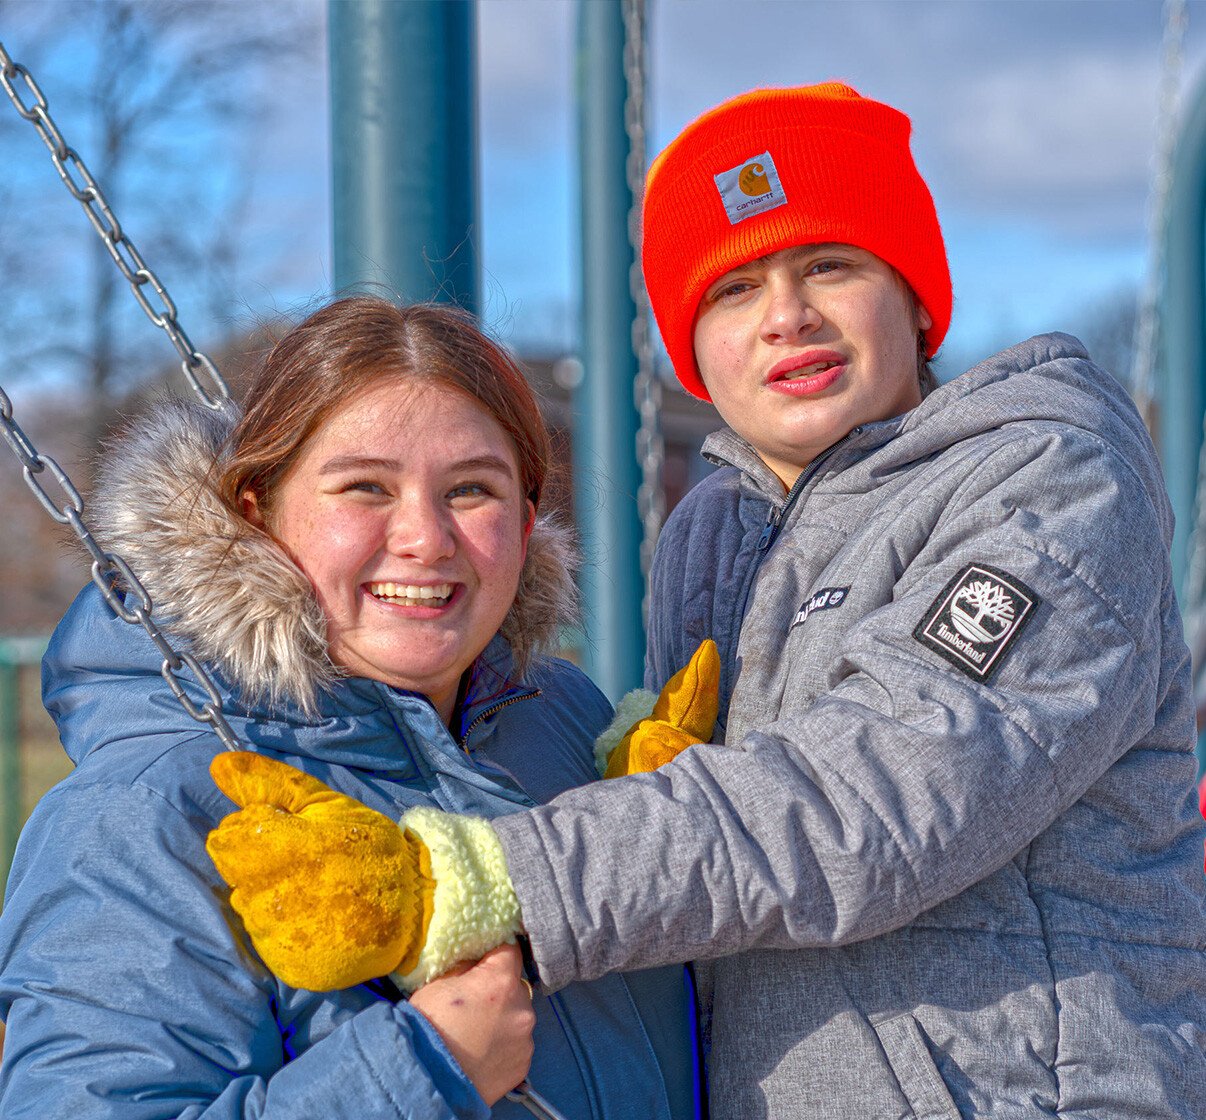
0;40;233;411
0;382;243;752
621;0;665;625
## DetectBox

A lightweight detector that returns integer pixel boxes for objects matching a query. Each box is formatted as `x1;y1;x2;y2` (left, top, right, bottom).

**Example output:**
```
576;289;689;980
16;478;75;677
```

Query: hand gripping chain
506;1080;571;1120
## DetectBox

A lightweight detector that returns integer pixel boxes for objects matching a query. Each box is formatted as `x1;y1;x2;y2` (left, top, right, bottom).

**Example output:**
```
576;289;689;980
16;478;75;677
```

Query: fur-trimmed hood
89;396;579;715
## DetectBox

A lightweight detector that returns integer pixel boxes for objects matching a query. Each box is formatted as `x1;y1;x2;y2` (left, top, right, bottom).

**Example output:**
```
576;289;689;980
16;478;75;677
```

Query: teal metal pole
1159;76;1206;602
1158;75;1206;776
573;0;645;701
328;0;480;311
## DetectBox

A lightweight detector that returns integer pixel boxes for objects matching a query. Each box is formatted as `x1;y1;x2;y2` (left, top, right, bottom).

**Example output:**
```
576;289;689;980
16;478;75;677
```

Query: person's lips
767;350;846;394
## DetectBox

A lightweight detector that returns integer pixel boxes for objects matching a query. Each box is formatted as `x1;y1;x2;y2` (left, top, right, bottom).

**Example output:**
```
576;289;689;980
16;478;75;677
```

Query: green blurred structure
0;637;46;886
1156;74;1206;775
328;0;480;310
572;0;647;702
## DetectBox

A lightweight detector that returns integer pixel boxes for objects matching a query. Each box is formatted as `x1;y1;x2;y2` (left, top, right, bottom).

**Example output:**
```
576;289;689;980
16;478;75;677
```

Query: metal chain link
0;384;241;750
0;43;241;752
621;0;664;627
0;39;233;409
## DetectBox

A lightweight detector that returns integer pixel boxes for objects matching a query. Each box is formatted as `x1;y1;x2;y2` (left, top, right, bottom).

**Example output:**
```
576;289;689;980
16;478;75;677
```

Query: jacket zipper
735;427;865;655
458;689;540;752
755;426;864;554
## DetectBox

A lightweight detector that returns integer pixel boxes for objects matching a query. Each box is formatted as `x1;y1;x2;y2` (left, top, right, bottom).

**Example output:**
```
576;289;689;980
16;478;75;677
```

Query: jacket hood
895;334;1156;480
87;396;579;716
705;333;1170;533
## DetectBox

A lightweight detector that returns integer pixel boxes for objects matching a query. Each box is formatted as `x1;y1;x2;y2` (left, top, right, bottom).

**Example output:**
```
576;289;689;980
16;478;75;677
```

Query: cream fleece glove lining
391;807;522;992
592;688;658;776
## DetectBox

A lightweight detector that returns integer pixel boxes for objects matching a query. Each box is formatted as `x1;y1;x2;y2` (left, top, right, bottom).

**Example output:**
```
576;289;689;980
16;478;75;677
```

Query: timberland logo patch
792;586;850;629
714;151;787;225
913;564;1039;681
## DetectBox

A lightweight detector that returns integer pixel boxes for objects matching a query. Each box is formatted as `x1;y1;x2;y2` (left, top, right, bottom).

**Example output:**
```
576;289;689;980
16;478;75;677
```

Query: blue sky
3;0;1205;390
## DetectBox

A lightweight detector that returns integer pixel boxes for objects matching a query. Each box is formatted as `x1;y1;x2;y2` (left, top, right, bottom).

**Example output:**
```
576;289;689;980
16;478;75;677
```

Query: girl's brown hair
219;296;551;520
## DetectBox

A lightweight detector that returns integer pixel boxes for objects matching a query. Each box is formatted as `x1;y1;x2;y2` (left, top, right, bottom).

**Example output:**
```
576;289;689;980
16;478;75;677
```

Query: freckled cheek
288;511;382;608
459;515;529;581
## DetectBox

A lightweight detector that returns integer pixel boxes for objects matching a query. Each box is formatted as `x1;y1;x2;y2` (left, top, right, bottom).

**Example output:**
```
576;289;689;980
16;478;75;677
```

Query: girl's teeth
370;582;454;604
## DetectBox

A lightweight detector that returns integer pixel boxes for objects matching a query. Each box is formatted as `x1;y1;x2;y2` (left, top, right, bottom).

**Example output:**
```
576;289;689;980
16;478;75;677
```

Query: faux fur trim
503;512;580;679
89;396;579;715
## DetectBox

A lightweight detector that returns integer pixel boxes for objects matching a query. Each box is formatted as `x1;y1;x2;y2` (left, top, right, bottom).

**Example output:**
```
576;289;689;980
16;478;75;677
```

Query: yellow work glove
594;639;720;779
207;752;521;993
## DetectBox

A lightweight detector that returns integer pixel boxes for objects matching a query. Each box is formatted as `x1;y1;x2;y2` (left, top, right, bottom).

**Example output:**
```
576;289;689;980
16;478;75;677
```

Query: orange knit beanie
641;83;952;400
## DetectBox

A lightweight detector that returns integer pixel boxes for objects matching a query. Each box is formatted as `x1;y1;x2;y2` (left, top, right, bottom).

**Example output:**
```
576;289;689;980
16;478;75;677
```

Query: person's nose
759;275;821;344
385;496;456;564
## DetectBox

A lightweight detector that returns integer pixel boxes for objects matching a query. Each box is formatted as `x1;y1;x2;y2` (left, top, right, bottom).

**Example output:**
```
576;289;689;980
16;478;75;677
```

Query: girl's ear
241;489;266;529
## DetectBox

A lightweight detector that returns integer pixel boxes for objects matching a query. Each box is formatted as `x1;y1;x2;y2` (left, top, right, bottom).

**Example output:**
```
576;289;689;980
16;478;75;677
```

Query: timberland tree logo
714;150;787;225
913;564;1040;682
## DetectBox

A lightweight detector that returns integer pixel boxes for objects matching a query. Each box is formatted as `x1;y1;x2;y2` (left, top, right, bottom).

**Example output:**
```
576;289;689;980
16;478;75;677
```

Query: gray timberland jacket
493;334;1206;1119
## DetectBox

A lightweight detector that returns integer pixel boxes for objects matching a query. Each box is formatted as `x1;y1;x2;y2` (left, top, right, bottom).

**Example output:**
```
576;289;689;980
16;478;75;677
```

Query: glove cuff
391;808;522;992
593;688;658;776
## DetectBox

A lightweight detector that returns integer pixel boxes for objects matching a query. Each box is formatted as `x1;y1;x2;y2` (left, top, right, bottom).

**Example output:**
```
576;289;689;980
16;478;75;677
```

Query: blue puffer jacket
0;401;698;1120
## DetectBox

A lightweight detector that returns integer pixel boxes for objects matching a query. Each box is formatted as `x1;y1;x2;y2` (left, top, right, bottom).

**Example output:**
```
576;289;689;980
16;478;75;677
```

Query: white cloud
934;51;1161;230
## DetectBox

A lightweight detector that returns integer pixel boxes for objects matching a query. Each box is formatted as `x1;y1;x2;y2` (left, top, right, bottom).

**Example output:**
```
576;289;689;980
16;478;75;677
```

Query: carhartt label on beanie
714;151;788;225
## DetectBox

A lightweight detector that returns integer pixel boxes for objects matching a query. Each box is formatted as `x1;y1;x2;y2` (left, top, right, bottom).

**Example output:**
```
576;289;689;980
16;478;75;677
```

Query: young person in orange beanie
203;84;1206;1118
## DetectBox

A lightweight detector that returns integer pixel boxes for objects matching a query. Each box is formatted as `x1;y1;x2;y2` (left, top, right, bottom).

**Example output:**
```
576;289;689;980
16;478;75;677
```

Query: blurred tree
0;0;318;635
0;0;316;442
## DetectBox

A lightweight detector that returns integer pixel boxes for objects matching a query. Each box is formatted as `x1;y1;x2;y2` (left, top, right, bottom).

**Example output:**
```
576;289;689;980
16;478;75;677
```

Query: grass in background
19;665;72;818
2;664;72;904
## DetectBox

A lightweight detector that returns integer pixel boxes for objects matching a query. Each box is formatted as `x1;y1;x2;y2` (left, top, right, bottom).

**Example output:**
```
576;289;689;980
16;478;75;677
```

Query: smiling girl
0;298;697;1119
